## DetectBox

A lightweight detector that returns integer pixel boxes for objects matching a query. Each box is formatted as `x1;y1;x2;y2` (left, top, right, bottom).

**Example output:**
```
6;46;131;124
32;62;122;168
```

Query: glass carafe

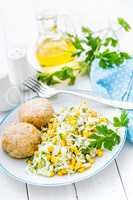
36;11;76;68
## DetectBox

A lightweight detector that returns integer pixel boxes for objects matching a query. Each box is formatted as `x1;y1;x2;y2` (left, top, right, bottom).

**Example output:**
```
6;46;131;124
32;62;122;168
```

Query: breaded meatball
19;98;54;129
2;122;41;159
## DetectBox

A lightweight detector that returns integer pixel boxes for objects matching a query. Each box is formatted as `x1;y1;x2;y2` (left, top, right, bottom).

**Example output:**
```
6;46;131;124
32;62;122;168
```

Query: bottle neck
37;16;59;37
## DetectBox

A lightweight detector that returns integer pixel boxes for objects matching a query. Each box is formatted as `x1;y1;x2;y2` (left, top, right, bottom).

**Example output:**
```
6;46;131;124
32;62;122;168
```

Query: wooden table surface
0;0;133;199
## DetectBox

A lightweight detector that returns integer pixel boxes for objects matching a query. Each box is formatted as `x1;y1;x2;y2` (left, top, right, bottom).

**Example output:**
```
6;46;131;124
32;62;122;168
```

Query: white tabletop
0;80;133;200
0;0;133;199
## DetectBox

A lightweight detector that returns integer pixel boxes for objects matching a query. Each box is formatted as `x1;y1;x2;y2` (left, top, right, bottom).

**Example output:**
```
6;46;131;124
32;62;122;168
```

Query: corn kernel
69;159;76;170
71;159;76;166
66;140;72;146
69;164;74;170
47;146;54;153
70;147;74;153
75;161;82;170
53;137;58;144
72;146;80;155
75;149;80;155
57;169;67;176
61;139;66;146
83;130;92;138
99;117;108;124
96;149;104;157
67;116;76;126
49;171;55;177
61;168;67;174
70;146;79;154
46;154;51;161
88;158;95;164
50;156;58;164
78;167;86;173
90;111;97;117
75;111;80;117
57;171;63;176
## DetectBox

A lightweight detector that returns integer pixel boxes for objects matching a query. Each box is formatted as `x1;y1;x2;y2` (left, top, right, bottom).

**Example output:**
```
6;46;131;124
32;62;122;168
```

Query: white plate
0;94;126;187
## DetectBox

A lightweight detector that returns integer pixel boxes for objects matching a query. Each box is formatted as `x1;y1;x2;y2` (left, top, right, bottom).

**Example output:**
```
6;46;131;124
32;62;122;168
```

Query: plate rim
0;100;127;187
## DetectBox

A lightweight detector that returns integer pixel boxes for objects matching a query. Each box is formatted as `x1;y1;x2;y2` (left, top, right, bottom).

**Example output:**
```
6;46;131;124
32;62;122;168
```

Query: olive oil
36;11;76;68
36;37;75;67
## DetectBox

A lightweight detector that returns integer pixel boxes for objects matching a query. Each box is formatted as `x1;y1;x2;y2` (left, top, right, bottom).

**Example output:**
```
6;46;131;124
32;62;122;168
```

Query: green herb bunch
69;17;131;70
37;62;88;85
81;111;128;154
37;17;131;85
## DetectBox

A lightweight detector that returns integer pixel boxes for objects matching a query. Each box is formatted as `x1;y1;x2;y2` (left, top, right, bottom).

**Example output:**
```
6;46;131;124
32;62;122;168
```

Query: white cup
0;73;21;112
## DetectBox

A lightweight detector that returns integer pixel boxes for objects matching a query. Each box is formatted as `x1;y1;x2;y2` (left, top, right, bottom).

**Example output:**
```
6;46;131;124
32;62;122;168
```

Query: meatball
2;122;41;159
19;98;54;129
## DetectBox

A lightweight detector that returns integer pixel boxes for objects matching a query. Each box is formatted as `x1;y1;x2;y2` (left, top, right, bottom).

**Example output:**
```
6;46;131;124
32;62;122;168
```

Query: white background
0;0;133;76
0;1;133;200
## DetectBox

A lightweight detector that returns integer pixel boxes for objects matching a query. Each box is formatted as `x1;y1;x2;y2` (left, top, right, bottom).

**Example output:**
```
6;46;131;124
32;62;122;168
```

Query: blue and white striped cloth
0;113;6;124
91;58;133;143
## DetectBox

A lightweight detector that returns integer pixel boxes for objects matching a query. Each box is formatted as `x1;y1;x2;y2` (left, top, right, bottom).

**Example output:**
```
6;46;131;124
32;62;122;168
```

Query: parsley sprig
97;50;130;69
117;17;131;32
37;62;88;85
113;111;129;128
69;18;131;70
81;125;120;154
37;67;76;85
81;111;129;154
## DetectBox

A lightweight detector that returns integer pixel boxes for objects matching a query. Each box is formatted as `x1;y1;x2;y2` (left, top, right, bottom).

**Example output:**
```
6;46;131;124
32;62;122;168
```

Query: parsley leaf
78;61;90;75
68;19;131;72
81;125;121;153
72;36;84;51
104;37;118;47
118;17;131;32
81;26;92;35
97;50;131;69
113;111;129;127
37;67;76;85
